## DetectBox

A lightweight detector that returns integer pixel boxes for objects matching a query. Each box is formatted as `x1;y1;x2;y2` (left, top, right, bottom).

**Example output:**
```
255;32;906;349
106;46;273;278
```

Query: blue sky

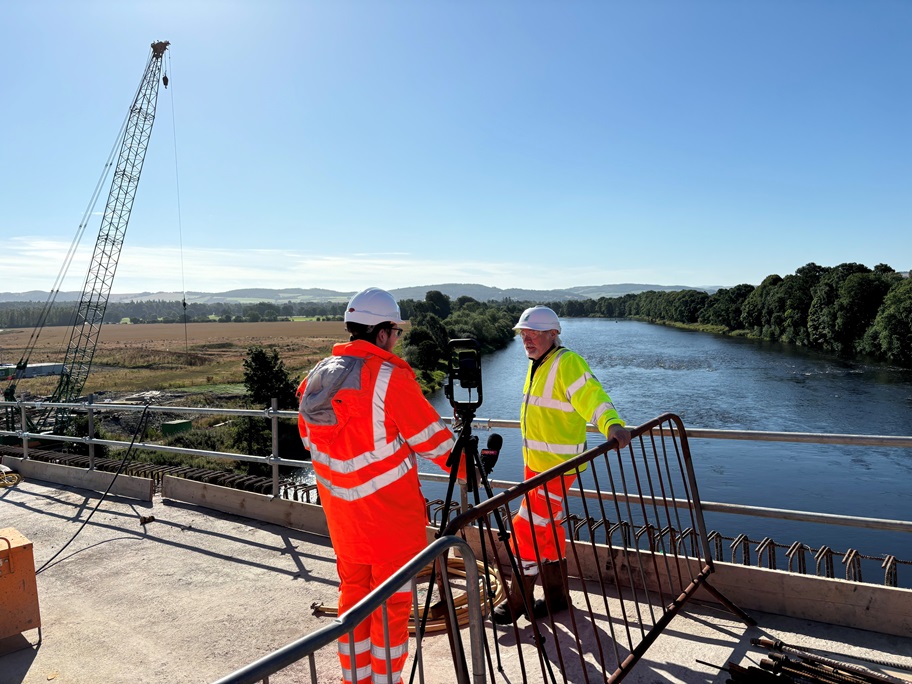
2;0;909;295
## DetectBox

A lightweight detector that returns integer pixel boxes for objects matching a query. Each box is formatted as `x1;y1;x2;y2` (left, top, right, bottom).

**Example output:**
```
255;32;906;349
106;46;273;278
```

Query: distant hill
568;283;723;299
0;282;720;305
390;284;584;302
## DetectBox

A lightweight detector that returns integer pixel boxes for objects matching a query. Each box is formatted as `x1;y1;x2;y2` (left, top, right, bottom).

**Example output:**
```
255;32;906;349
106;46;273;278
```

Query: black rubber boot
492;572;536;625
532;559;570;618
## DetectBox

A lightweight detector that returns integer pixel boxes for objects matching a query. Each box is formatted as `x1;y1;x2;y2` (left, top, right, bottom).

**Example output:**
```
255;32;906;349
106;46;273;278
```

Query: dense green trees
698;284;754;330
399;292;516;388
549;262;910;367
231;345;304;461
492;262;909;368
861;277;912;366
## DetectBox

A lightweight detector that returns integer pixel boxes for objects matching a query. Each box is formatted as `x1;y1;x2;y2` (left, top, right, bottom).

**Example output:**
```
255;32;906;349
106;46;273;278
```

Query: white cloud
0;239;537;293
1;238;692;295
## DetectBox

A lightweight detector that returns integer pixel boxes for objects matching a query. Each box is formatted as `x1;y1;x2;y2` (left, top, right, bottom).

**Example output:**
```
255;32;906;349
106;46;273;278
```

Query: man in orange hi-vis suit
297;287;464;684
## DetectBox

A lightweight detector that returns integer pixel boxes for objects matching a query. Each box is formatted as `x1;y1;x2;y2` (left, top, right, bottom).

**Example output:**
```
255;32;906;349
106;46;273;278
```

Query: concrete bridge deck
2;478;911;684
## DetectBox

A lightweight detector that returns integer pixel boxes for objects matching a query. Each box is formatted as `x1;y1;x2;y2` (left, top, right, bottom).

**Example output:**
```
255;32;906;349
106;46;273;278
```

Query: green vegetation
535;262;911;368
230;346;305;461
61;346;308;476
5;263;909;372
0;299;347;326
398;291;518;391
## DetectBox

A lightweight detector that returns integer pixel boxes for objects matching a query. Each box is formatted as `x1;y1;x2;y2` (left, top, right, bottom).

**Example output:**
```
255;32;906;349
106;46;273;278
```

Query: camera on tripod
443;338;500;480
444;338;483;411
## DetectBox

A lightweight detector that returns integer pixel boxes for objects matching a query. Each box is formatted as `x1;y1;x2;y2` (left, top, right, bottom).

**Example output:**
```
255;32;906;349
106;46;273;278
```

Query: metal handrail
442;416;912;449
3;398;911;536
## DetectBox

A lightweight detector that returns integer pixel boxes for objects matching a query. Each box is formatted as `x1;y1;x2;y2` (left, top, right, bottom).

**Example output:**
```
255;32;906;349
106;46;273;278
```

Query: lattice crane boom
48;40;170;410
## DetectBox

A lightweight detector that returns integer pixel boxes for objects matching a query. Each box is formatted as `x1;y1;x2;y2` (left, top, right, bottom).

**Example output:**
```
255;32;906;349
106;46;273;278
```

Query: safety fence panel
211;535;487;684
441;412;753;684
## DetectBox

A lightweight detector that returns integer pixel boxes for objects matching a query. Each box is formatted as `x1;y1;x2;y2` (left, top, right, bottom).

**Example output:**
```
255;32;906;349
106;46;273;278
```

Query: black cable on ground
36;404;151;575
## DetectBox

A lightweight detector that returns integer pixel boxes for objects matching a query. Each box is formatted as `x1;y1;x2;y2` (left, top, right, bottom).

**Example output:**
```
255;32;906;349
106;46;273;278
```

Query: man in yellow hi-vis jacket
493;305;632;625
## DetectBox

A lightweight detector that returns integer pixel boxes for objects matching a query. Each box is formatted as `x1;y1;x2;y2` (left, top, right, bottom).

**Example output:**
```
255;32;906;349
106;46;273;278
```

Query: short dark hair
346;321;393;345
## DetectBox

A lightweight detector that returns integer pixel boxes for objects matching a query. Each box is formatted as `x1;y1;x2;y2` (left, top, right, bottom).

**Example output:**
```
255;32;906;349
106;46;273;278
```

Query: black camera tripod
409;340;544;684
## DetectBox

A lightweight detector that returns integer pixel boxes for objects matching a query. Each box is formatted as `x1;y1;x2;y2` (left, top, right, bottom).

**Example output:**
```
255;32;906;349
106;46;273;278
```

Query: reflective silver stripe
406;420;442;447
518;499;566;527
300;433;312;449
371;640;408;660
316;453;413;502
309;436;406;475
373;362;394;444
565;372;591;399
339;637;371;655
394;579;413;596
526;393;575;412
520;558;540;575
523;438;584;455
343;663;373;682
591;401;616;424
542;348;567;399
422;437;453;461
517;503;551;528
372;670;404;684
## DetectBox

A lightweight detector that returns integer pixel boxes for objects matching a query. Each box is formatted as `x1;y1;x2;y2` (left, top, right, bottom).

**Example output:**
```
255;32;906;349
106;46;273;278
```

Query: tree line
534;262;912;367
4;262;910;369
0;299;346;327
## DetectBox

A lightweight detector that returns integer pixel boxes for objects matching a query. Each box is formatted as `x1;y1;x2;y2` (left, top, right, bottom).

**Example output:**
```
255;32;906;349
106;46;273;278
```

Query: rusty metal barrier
440;412;755;683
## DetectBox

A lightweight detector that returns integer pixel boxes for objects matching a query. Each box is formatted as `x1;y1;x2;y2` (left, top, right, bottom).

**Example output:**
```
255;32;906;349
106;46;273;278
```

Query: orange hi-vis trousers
510;466;577;575
336;556;413;684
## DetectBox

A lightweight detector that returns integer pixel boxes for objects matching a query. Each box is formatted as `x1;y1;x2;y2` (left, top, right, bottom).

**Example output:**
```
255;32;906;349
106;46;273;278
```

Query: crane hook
162;73;169;88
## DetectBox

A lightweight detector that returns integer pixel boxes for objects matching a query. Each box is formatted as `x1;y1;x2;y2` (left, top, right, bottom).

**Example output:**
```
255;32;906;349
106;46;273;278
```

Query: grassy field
1;321;352;398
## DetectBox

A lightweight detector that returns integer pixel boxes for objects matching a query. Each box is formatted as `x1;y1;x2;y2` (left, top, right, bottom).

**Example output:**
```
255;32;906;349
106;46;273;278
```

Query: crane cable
4;108;130;398
35;404;152;575
164;50;190;359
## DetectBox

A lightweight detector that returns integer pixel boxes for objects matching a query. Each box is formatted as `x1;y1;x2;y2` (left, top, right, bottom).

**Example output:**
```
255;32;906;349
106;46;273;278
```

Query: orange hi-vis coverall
512;346;625;575
297;339;461;684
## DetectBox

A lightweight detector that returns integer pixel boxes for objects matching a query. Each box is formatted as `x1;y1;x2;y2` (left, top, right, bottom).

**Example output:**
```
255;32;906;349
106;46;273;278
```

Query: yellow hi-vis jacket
520;346;625;474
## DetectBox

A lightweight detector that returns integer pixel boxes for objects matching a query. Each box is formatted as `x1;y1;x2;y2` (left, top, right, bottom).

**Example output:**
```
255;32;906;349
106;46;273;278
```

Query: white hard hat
344;287;404;326
513;305;561;333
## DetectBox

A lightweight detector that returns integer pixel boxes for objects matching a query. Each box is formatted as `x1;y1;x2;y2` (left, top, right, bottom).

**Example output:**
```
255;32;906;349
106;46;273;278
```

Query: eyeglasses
519;329;551;340
390;326;404;338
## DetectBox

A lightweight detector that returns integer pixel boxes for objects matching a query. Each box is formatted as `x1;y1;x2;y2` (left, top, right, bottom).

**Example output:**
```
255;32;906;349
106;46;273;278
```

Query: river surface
426;319;912;567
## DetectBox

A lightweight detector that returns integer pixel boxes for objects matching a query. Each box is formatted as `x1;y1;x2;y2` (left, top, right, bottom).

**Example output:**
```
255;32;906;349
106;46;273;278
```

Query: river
427;318;912;569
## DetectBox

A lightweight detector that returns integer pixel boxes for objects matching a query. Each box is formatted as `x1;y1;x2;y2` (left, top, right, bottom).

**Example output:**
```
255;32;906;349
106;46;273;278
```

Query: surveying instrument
411;338;533;683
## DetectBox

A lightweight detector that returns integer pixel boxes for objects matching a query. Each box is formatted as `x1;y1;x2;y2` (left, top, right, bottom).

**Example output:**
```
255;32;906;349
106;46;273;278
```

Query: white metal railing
1;397;303;496
3;398;910;569
4;398;912;535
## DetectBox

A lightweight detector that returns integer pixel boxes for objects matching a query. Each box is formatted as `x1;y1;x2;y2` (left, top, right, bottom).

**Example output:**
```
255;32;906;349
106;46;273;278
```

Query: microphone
480;433;503;474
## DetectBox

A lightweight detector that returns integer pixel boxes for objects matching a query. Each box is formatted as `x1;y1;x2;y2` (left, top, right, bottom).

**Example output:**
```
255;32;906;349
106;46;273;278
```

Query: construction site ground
2;478;911;684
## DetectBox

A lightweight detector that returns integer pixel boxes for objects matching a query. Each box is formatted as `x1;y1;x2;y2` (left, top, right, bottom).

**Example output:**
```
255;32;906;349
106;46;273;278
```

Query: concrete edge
161;475;331;537
1;455;153;501
458;527;912;638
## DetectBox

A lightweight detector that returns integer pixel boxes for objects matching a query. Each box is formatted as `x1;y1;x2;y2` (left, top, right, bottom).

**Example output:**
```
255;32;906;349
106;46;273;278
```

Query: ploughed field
0;321;354;398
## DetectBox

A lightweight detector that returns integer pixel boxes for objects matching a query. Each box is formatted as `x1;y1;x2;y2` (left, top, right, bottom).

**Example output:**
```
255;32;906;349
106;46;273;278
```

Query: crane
4;40;170;432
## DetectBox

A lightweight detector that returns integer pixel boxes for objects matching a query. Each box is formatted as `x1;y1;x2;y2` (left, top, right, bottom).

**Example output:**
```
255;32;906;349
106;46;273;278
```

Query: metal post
87;394;96;470
271;398;279;497
19;401;28;459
